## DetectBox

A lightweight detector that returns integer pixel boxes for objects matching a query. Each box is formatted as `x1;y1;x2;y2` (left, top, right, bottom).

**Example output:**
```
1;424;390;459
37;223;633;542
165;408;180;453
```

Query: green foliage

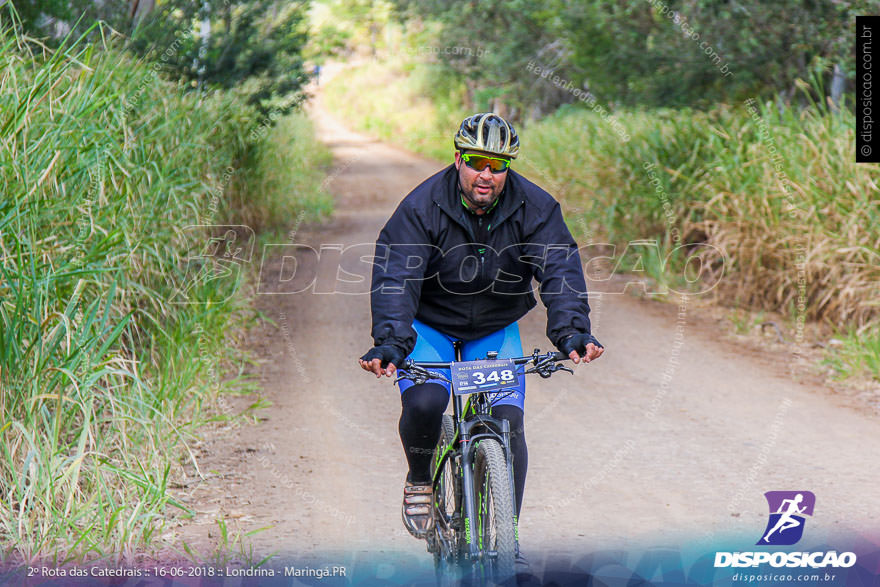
389;0;867;114
305;0;395;60
0;13;249;558
391;0;565;118
522;96;880;329
129;0;311;117
7;0;129;42
0;6;331;559
305;24;352;61
231;112;335;233
824;327;880;382
563;0;854;108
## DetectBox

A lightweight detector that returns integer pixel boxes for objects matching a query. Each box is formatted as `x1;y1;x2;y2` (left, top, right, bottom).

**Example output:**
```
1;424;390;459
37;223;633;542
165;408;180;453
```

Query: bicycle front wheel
473;438;516;584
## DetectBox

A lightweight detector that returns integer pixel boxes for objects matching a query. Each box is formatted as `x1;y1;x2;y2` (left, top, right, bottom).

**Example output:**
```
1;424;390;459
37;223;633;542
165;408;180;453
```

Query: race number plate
450;359;519;395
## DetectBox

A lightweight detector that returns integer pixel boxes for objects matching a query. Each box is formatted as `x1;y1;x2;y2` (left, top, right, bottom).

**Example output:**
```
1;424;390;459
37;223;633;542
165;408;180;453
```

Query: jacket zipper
433;197;524;238
478;216;485;282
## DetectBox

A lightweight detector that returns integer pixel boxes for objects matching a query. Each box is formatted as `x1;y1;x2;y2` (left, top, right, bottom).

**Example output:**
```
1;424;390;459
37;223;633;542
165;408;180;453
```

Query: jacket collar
432;165;525;235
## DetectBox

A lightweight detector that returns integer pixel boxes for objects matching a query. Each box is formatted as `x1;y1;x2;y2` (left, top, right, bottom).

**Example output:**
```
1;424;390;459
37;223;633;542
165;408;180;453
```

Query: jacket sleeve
526;200;592;348
369;201;434;357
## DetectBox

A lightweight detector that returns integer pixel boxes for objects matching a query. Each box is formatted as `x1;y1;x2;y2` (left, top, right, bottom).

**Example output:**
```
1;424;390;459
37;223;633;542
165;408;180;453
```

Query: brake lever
394;365;451;385
426;370;452;383
395;361;423;385
525;356;574;378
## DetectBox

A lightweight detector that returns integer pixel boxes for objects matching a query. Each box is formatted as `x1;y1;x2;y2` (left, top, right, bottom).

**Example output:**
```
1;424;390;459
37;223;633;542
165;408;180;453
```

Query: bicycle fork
458;417;519;561
450;342;521;563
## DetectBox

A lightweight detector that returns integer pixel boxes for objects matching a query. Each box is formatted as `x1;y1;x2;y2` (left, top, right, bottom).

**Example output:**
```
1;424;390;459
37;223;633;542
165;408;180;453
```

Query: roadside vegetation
233;114;334;236
0;6;330;563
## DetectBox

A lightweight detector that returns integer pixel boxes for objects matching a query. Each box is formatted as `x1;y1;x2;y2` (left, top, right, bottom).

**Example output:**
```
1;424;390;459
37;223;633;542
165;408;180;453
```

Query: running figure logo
758;491;816;546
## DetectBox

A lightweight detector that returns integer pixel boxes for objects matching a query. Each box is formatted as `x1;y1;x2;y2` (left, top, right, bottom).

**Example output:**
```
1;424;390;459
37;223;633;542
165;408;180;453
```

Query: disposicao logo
714;491;857;570
758;490;815;546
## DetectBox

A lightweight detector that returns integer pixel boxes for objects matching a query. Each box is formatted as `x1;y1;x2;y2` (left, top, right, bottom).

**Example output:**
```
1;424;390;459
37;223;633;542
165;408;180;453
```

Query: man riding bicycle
358;113;603;566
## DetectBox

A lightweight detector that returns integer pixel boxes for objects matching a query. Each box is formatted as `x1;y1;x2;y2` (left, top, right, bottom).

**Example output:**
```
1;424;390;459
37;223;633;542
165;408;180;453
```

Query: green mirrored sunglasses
460;153;511;173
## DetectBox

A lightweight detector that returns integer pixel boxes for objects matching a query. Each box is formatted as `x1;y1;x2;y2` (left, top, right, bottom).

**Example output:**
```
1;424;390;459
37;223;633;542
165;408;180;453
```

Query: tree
130;0;155;26
10;0;129;40
128;0;311;117
390;0;862;116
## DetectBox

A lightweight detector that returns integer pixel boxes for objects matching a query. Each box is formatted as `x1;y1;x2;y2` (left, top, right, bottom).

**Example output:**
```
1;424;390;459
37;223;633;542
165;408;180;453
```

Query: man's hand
358;344;406;378
559;333;605;365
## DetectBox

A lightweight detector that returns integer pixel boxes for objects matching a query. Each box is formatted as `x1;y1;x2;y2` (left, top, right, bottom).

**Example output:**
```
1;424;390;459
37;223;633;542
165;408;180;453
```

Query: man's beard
460;173;502;210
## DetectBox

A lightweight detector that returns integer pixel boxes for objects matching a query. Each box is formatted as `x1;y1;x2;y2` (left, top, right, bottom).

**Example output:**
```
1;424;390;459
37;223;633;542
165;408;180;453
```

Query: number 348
473;369;515;384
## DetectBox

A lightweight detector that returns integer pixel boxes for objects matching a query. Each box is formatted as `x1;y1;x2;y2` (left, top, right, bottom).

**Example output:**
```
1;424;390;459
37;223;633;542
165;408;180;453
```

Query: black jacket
369;164;593;356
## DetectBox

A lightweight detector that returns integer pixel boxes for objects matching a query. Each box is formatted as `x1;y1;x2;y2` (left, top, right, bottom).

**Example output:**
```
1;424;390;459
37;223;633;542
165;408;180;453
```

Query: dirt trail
175;64;880;571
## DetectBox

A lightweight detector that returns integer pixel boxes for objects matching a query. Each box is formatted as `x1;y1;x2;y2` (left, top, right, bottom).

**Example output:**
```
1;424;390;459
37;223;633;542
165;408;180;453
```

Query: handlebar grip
552;351;569;361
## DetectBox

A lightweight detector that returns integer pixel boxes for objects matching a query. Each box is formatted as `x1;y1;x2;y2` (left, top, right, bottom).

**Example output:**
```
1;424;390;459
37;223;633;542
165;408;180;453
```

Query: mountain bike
396;344;572;585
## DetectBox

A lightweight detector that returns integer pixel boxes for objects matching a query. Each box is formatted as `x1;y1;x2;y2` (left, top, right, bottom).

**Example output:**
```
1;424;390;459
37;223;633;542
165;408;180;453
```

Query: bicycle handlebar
402;350;567;370
397;349;573;384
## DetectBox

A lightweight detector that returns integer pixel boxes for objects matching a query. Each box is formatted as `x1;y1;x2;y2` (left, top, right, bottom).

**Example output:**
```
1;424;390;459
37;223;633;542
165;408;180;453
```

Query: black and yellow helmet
453;113;519;159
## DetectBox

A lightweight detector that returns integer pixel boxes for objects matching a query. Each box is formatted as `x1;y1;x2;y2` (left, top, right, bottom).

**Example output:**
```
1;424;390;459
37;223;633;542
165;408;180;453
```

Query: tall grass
524;98;879;330
0;11;328;561
825;327;880;382
229;113;334;235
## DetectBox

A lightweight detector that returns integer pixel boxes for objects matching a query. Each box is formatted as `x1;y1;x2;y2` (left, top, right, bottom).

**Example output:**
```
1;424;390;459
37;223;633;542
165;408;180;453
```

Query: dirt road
175;65;880;577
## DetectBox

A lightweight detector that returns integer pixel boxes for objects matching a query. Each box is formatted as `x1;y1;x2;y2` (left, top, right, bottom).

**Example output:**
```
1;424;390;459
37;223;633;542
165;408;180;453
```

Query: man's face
454;149;509;212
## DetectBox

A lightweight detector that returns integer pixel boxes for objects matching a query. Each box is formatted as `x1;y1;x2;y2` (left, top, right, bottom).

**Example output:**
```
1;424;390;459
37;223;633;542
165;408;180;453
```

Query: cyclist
358;113;604;565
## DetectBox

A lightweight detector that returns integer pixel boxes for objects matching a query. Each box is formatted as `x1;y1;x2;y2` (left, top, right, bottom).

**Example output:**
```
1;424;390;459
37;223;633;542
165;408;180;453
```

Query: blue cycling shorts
396;318;526;410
